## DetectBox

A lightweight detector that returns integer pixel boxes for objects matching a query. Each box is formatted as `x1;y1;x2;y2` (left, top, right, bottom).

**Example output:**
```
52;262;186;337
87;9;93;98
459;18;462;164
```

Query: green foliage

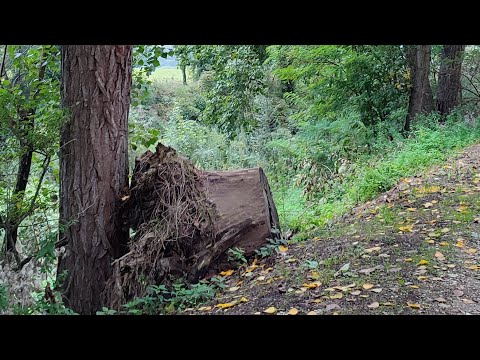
227;247;247;264
98;280;219;315
0;45;63;261
131;45;173;107
302;259;319;270
268;45;409;127
0;284;8;311
255;232;287;258
175;45;266;134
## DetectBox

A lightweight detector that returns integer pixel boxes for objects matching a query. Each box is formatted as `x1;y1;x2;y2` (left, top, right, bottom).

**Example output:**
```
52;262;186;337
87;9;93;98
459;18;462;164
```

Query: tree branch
462;73;480;99
0;45;7;79
17;154;51;225
14;237;68;271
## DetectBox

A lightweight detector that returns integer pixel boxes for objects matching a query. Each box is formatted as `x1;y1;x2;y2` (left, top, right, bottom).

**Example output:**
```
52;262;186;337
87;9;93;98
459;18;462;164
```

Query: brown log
103;143;280;308
193;167;280;276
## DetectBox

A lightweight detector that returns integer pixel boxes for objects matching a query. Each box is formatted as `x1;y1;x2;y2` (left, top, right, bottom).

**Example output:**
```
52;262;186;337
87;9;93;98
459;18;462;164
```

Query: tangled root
103;143;217;309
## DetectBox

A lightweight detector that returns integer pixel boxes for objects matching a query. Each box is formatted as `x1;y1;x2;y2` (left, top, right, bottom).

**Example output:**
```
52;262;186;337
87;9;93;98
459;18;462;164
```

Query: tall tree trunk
181;64;187;85
436;45;466;117
404;45;433;133
57;45;132;314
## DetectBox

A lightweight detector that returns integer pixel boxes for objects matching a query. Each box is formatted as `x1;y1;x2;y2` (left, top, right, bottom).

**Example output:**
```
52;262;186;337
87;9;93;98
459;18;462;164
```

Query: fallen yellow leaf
228;286;240;292
220;269;234;276
440;241;449;246
407;208;417;212
418;259;429;266
404;258;413;262
398;225;414;232
288;308;299;315
424;202;434;208
330;292;343;299
363;283;374;290
364;246;381;253
382;302;395;306
216;302;237;309
468;265;480;270
407;303;421;309
307;311;317;315
264;306;277;314
426;239;435;244
216;296;248;309
303;281;322;289
244;258;259;273
409;285;419;289
198;306;212;311
278;245;288;253
467;248;477;254
332;283;356;292
417;276;428;280
311;299;323;304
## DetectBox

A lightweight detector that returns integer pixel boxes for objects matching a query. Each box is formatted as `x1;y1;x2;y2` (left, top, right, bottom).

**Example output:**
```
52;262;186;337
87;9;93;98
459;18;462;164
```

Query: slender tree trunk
2;48;47;257
436;45;466;118
404;45;433;133
181;64;187;85
3;121;33;254
57;45;132;314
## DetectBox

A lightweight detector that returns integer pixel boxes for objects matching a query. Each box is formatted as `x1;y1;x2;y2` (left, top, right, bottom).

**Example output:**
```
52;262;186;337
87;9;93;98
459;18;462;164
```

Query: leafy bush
0;284;8;312
98;279;219;315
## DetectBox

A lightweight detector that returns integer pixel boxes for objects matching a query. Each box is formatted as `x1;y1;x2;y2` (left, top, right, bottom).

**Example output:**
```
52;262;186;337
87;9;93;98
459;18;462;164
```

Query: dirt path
185;144;480;315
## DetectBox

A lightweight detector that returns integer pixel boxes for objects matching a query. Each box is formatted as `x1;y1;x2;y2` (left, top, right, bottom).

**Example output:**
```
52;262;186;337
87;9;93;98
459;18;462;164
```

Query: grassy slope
183;142;480;315
275;121;480;239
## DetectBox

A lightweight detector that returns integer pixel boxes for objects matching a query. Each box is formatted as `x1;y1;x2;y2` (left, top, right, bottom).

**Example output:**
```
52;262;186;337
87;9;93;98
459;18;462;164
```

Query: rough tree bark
404;45;433;133
437;45;466;117
57;45;132;314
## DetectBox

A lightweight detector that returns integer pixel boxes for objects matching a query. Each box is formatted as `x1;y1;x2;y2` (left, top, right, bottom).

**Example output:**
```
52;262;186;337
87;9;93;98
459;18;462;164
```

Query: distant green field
151;67;183;83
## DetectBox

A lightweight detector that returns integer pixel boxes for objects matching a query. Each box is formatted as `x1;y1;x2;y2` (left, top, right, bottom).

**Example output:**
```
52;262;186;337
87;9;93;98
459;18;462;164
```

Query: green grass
272;185;318;236
151;68;183;83
279;119;480;237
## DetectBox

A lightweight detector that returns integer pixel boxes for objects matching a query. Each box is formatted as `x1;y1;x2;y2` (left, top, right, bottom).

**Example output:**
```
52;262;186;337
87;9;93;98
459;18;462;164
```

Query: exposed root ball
103;143;216;309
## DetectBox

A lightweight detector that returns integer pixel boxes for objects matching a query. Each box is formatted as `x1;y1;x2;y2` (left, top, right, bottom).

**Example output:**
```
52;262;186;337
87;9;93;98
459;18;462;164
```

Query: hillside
183;144;480;315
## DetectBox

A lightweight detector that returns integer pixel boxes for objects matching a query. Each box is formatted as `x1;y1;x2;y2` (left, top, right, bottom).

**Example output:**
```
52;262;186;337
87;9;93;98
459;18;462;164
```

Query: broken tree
104;143;280;308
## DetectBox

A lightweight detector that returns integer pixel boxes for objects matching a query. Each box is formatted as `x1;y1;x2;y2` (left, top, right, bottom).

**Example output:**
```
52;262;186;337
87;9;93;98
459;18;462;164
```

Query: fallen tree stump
104;143;279;308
